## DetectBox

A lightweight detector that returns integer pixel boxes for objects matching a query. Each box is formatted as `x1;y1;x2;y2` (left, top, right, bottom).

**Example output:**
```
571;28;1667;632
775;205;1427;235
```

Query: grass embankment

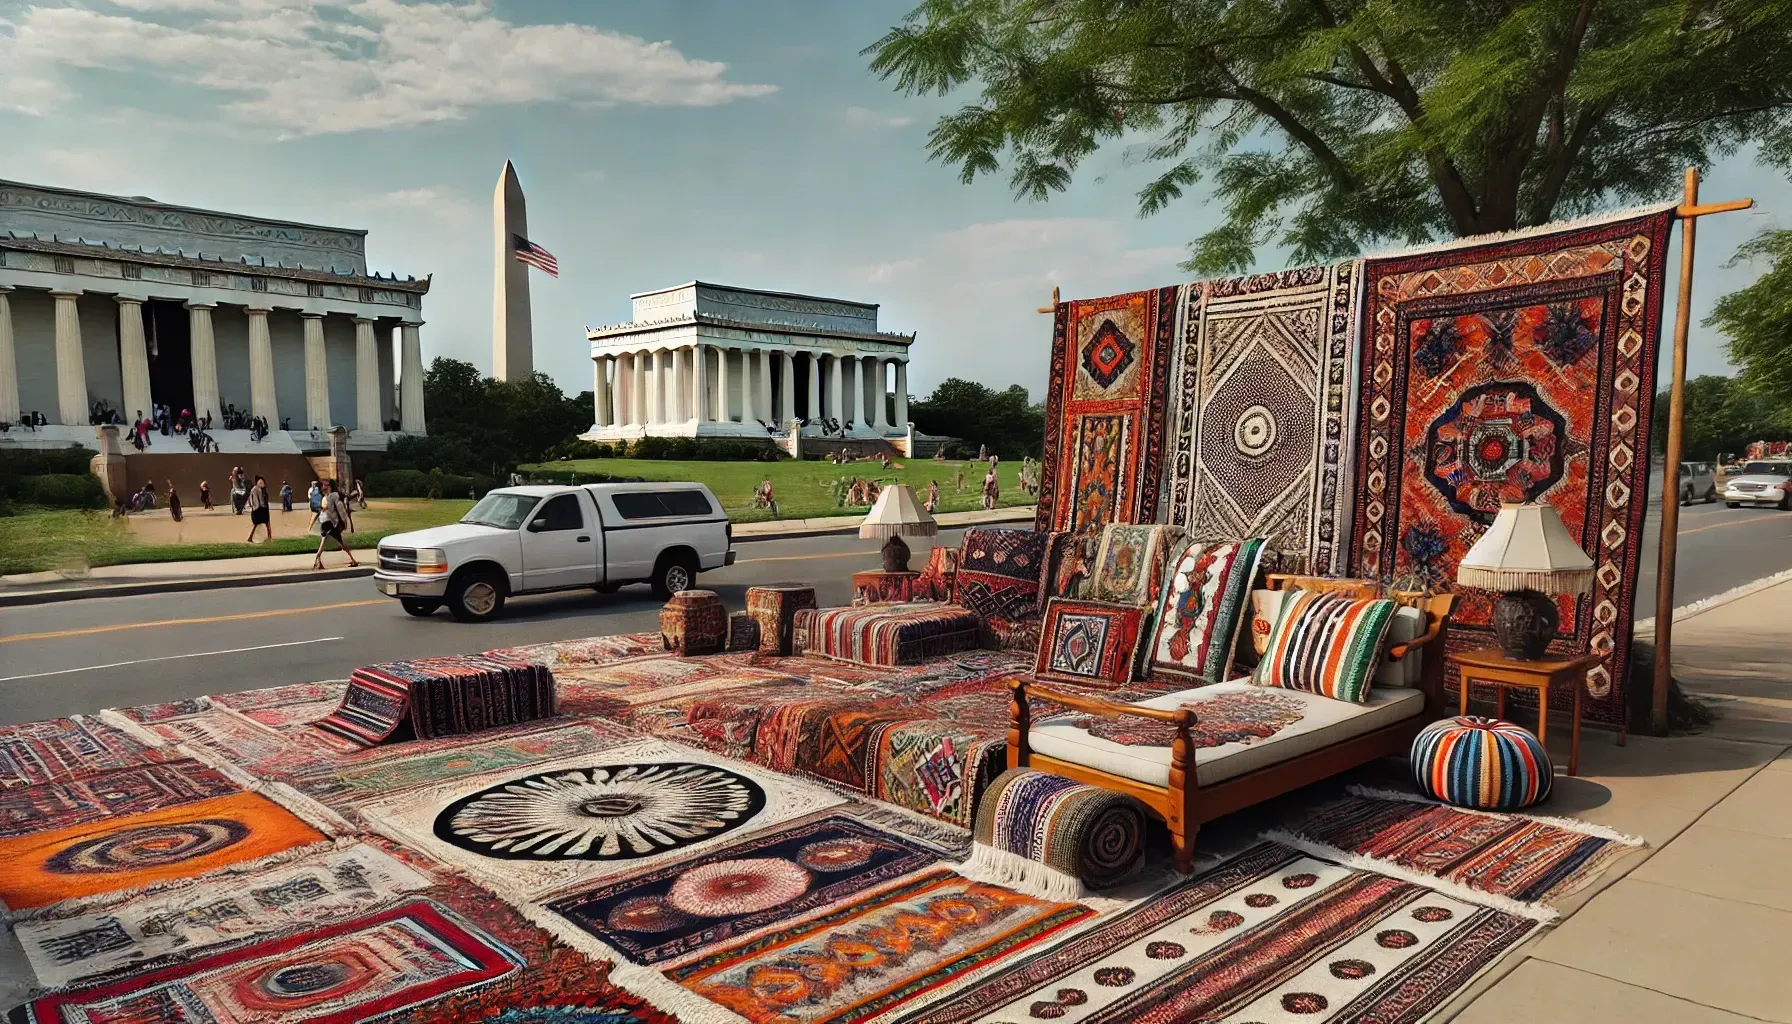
518;458;1034;523
0;499;473;575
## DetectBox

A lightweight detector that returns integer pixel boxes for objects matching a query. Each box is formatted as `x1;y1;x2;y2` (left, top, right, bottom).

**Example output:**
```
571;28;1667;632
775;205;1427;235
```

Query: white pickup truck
373;483;735;621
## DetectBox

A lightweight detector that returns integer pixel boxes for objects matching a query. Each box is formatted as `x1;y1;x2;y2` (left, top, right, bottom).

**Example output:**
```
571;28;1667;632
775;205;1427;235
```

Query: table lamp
1456;502;1595;660
860;484;938;573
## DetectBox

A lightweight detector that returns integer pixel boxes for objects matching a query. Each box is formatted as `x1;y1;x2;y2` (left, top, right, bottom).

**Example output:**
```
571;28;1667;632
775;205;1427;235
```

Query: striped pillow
1254;590;1397;703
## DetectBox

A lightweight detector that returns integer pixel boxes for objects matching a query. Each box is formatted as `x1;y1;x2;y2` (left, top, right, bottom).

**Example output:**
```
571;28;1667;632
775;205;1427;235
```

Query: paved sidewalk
0;506;1037;602
1452;577;1792;1022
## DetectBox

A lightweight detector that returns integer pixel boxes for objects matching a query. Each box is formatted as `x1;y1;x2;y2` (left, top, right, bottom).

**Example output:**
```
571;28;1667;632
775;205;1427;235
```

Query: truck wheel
1679;487;1692;506
651;553;698;599
1727;501;1741;509
400;598;440;617
449;570;507;622
1705;486;1717;503
1782;492;1792;512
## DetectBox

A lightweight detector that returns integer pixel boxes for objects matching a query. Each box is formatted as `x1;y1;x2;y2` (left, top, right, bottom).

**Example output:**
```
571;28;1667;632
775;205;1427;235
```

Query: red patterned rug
1348;210;1674;724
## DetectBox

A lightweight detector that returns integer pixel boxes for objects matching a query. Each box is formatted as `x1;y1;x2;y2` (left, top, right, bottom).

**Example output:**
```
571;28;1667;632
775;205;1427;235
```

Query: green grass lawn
519;458;1035;522
0;499;474;575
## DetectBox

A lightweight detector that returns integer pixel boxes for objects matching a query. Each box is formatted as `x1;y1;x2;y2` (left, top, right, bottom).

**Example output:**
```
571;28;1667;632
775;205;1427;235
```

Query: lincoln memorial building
0;179;430;459
584;282;916;445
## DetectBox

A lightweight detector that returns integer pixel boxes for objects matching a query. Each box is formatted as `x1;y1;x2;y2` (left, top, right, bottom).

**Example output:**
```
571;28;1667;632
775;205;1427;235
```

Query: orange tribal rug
0;790;325;910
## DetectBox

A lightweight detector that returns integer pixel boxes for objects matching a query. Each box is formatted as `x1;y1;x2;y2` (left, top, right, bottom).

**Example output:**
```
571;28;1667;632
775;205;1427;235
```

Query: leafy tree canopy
387;358;590;476
910;378;1046;458
1651;374;1792;459
1707;229;1792;394
868;0;1792;274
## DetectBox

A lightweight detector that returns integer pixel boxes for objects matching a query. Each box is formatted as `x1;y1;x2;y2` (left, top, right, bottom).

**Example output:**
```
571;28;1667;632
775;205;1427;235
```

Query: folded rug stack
791;602;982;666
963;767;1147;900
314;654;556;748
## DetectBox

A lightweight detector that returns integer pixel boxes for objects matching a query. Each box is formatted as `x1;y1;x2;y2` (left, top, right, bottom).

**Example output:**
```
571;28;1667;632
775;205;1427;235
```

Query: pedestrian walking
245;475;273;542
280;481;293;513
313;480;360;569
925;479;940;514
167;480;182;522
307;480;323;530
982;465;1000;511
199;480;213;510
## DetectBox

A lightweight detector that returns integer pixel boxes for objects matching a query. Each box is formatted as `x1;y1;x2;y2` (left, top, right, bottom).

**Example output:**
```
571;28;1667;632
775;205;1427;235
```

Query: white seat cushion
1029;680;1427;789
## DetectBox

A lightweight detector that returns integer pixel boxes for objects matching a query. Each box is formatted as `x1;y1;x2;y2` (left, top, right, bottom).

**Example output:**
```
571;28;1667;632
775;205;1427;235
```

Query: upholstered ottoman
744;584;817;656
660;590;727;656
792;602;982;666
1411;716;1553;809
726;612;761;652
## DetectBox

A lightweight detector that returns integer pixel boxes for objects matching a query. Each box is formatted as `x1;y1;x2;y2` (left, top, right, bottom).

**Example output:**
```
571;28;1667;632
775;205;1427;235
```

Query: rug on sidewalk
0;759;239;839
898;842;1539;1024
1267;786;1646;917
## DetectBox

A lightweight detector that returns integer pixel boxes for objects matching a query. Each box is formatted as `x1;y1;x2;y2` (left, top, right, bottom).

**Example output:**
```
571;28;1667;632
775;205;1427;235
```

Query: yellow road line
1678;514;1791;538
733;550;867;565
1;599;385;645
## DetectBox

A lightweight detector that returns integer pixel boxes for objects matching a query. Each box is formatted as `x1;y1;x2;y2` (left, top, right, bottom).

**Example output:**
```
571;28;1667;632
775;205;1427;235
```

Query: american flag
513;234;559;277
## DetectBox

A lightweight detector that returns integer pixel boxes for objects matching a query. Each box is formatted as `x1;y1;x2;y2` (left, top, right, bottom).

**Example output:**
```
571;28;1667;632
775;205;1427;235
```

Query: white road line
0;637;345;683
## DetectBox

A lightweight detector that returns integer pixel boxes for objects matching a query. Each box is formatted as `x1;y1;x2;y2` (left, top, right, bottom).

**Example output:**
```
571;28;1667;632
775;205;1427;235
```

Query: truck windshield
460;493;539;530
1741;462;1791;476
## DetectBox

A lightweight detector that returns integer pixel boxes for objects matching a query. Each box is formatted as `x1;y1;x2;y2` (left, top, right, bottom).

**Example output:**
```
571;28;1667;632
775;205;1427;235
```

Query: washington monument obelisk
492;160;532;381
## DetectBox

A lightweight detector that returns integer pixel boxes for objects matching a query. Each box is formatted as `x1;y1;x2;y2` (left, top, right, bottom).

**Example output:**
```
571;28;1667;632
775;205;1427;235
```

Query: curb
0;566;375;607
1633;567;1792;637
0;507;1038;605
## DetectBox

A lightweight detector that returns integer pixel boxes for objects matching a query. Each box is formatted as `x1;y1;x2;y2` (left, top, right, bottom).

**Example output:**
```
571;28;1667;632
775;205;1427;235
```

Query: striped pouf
961;768;1147;900
1411;716;1554;810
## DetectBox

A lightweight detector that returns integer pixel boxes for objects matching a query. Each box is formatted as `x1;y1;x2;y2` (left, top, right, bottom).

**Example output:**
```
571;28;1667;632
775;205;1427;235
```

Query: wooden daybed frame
1008;575;1459;873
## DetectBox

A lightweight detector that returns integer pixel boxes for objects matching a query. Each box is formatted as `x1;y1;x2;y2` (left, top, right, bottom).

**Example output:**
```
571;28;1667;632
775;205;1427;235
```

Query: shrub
0;445;96;482
10;473;107;509
521;469;643;486
366;469;495;499
541;438;624;461
631;437;783;462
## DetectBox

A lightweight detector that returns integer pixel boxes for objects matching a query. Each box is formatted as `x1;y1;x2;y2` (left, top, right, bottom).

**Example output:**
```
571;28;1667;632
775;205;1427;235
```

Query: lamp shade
860;484;939;540
1457;502;1594;595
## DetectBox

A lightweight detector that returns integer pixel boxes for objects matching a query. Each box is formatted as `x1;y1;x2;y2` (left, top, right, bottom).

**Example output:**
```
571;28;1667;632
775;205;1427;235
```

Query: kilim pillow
1254;589;1397;704
954;528;1049;621
1086;523;1186;606
1034;599;1145;690
1141;538;1267;685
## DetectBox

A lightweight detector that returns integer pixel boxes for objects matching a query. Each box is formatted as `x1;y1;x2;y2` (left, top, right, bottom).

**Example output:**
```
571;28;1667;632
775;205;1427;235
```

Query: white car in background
373;483;735;621
1722;460;1792;511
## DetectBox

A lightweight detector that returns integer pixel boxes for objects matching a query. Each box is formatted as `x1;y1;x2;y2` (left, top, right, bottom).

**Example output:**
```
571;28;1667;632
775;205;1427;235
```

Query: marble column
613;354;631;426
400;320;426;432
51;291;88;425
691;345;708;424
637;346;652;423
843;355;860;429
894;360;909;430
645;350;661;425
758;350;774;426
716;347;733;423
353;317;380;432
805;351;820;422
779;350;795;426
187;302;220;425
0;287;16;426
302;313;329;428
827;355;843;424
869;358;888;431
247;307;278;425
113;296;151;423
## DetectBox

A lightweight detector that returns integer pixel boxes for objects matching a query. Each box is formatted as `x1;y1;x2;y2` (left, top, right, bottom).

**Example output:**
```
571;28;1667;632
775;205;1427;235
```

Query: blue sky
2;0;1787;400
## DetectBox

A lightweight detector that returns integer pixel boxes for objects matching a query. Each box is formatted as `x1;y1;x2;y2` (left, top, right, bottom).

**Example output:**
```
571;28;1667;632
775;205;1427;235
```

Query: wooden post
1652;170;1754;734
1036;286;1060;314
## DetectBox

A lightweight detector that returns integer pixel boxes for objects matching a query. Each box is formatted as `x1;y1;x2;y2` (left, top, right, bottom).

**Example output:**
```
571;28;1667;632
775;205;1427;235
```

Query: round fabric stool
965;768;1147;899
1411;716;1553;810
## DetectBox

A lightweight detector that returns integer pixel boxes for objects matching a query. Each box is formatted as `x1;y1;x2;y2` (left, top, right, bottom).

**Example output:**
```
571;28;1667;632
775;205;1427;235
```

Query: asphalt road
3;502;1789;726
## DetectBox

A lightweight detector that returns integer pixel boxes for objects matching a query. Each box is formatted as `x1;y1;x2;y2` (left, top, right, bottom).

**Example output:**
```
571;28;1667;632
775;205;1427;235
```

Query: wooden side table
1448;648;1601;776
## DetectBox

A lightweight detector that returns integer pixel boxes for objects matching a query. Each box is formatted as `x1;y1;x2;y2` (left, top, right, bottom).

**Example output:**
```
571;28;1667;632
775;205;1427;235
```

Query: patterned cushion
953;528;1049;621
1041;531;1098;603
913;545;960;602
792;603;983;666
1086;523;1185;606
1141;538;1266;685
1254;590;1397;703
1033;599;1145;690
1411;716;1553;810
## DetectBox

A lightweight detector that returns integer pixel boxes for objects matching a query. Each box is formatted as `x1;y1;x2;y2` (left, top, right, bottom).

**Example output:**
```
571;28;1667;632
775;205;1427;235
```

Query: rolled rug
961;768;1147;900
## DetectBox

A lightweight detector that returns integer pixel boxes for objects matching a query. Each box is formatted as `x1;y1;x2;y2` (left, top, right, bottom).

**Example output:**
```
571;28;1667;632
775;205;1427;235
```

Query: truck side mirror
527;518;547;532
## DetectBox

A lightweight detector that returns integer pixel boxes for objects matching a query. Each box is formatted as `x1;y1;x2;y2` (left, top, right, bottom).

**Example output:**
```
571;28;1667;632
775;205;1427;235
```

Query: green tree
1651;375;1792;459
390;359;591;476
867;0;1792;273
910;378;1046;458
1707;230;1792;394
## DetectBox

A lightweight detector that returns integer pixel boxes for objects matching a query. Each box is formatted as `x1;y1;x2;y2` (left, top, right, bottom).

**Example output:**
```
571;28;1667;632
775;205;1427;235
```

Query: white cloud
1;1;778;136
856;257;921;284
844;106;914;129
